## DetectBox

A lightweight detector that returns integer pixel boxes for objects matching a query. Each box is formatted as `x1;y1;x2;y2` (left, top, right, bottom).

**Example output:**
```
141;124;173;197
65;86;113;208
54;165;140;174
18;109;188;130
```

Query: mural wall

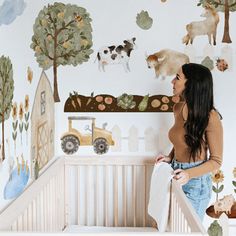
0;0;236;230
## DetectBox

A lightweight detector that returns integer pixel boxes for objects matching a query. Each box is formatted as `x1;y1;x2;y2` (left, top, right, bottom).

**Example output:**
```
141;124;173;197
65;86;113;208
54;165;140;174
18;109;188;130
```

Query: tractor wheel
93;138;109;155
61;135;80;155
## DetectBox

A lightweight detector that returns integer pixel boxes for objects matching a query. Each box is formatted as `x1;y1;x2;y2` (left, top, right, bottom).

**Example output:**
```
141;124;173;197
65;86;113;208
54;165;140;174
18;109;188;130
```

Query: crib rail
169;179;206;233
0;155;206;235
0;157;65;232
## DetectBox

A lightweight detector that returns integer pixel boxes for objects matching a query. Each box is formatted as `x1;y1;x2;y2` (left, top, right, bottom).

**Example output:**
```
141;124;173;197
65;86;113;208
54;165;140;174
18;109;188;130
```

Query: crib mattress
64;225;158;233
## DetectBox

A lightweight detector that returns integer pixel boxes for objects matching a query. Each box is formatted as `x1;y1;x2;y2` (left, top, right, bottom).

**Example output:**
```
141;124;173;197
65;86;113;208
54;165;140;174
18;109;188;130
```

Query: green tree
0;56;14;161
198;0;236;43
31;3;93;102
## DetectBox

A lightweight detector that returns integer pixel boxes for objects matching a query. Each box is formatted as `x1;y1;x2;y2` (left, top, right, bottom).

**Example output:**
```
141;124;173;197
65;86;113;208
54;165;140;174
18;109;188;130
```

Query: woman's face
171;67;187;96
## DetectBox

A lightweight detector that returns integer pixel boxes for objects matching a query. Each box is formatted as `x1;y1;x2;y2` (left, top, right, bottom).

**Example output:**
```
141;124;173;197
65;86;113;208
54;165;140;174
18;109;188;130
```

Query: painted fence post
128;126;139;152
111;125;122;152
144;127;158;152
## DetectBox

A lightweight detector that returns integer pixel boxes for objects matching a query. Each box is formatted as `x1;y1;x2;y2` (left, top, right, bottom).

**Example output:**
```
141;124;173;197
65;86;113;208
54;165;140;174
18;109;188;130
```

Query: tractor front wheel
93;138;109;155
61;135;80;155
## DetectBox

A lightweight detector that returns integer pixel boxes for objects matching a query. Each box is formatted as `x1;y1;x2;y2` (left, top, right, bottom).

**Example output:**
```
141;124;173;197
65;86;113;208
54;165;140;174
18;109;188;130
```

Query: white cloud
0;0;26;25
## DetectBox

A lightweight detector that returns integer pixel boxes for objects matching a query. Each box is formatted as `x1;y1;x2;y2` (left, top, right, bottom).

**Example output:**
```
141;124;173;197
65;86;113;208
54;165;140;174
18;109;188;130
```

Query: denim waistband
171;158;205;169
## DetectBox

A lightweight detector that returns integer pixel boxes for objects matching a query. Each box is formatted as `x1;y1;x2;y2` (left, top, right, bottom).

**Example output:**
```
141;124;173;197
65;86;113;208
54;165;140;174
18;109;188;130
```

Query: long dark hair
182;63;216;162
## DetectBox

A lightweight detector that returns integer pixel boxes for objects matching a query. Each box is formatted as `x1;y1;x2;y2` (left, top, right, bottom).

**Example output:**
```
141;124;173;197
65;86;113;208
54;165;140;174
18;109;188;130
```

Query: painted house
30;71;55;175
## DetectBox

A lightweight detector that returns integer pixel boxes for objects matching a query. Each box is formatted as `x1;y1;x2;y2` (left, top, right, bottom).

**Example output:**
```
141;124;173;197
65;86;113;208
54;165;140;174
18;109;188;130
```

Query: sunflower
27;67;33;83
211;169;224;184
25;95;29;112
233;167;236;179
19;102;24;121
12;102;17;120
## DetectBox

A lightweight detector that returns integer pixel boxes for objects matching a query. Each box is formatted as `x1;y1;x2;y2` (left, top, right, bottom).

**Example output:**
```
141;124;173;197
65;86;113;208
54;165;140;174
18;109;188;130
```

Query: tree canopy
0;55;14;161
31;3;93;102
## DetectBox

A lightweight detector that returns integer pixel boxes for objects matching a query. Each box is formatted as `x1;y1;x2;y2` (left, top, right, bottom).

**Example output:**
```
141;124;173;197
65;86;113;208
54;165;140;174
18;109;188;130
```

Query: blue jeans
171;159;212;221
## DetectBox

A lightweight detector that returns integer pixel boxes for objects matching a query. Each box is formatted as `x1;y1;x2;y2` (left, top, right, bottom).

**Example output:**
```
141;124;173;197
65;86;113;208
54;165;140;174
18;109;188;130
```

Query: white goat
182;5;219;45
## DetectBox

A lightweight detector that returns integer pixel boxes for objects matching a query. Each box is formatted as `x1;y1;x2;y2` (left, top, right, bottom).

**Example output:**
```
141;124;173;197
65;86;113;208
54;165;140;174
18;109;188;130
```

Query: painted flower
24;95;29;112
211;170;224;184
233;167;236;178
27;67;33;83
12;102;17;120
19;103;24;121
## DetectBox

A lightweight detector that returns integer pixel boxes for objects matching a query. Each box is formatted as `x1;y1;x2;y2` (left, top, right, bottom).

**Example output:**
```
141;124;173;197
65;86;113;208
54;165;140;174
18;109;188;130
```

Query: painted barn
30;71;55;175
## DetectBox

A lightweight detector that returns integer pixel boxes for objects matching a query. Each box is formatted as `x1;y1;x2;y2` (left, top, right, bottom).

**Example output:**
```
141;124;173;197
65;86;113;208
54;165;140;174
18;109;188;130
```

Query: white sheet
63;225;158;233
148;162;173;233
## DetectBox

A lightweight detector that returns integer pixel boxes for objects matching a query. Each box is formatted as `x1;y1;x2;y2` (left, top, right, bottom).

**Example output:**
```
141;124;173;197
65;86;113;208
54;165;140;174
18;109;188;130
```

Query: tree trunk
1;114;5;161
53;62;60;102
222;0;232;43
53;33;60;103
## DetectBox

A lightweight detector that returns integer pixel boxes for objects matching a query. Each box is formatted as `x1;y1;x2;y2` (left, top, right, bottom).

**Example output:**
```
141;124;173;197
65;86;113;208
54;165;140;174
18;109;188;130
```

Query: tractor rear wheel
61;135;80;155
93;138;109;155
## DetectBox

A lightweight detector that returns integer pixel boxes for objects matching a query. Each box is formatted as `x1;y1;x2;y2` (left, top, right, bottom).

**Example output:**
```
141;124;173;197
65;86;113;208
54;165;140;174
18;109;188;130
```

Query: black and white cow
95;37;136;72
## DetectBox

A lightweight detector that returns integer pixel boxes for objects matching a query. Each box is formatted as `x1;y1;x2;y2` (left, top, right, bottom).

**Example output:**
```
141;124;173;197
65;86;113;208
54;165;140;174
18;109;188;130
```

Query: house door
37;121;49;170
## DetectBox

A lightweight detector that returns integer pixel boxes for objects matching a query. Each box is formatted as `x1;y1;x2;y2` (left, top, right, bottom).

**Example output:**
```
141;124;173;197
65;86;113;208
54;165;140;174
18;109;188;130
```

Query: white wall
0;0;236;230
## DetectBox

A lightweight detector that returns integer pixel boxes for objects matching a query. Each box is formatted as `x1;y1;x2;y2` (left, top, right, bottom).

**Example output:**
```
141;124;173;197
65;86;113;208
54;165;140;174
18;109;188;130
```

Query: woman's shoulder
209;109;222;121
207;109;223;130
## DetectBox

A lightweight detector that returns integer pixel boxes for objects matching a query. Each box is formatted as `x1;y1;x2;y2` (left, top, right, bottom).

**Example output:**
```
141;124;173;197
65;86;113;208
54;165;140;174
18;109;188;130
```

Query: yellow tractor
61;116;115;155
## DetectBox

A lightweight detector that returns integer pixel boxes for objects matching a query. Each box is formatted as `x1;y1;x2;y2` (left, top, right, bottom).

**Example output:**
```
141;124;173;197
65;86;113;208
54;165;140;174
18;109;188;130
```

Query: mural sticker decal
0;0;26;26
4;155;29;200
201;56;214;70
182;4;219;45
64;92;180;112
61;116;114;155
198;0;236;43
136;10;153;30
31;2;93;102
0;56;14;162
95;38;136;72
146;49;189;79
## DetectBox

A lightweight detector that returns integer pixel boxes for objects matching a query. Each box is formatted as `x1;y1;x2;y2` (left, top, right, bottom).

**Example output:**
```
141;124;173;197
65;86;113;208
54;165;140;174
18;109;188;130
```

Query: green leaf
234;189;236;194
232;181;236;187
212;185;217;193
218;185;224;193
25;112;30;121
24;123;29;131
197;3;201;6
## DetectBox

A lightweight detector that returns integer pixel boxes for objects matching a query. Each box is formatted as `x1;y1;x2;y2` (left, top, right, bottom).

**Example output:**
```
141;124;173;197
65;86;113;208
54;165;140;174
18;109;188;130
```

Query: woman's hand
155;155;171;164
173;169;190;185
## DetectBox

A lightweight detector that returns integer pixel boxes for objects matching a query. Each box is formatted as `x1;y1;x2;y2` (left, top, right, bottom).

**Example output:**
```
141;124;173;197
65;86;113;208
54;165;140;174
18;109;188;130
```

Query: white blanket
148;162;173;233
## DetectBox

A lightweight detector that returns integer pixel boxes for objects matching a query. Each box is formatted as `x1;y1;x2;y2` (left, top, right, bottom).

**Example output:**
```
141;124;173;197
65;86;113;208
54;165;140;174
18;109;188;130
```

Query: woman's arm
185;110;223;179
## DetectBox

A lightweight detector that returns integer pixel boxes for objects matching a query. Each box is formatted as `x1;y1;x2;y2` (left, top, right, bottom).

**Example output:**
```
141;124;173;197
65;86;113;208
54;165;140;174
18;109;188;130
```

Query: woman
156;63;223;221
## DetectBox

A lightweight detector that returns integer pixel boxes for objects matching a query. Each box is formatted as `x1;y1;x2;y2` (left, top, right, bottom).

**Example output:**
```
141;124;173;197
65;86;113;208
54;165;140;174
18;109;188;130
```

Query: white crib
0;156;207;235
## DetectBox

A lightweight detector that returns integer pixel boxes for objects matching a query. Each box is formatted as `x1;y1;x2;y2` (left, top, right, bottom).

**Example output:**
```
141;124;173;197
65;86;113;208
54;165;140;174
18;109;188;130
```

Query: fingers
173;169;182;175
155;156;164;163
173;169;189;185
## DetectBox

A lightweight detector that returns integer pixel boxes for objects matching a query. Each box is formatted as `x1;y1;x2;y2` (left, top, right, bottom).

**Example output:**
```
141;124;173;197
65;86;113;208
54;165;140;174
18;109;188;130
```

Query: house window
41;91;46;115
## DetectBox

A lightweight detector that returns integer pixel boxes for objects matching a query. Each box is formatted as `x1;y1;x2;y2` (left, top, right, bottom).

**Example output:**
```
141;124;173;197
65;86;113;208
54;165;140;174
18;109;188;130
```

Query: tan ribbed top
168;102;223;179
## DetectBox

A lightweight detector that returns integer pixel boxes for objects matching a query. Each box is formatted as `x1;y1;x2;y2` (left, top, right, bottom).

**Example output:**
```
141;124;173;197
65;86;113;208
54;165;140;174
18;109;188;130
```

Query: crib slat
105;165;109;226
122;165;127;227
114;165;118;227
97;165;101;226
132;166;136;227
143;165;147;227
77;166;80;225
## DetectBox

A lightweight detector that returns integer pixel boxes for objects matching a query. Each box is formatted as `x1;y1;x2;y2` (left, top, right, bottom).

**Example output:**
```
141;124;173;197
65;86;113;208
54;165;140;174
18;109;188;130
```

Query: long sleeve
185;110;223;179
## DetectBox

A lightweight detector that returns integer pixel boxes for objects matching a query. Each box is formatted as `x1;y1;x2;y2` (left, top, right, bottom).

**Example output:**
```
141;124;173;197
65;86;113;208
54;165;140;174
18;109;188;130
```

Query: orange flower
25;95;29;112
211;169;224;184
27;67;33;83
12;102;17;120
19;102;24;121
